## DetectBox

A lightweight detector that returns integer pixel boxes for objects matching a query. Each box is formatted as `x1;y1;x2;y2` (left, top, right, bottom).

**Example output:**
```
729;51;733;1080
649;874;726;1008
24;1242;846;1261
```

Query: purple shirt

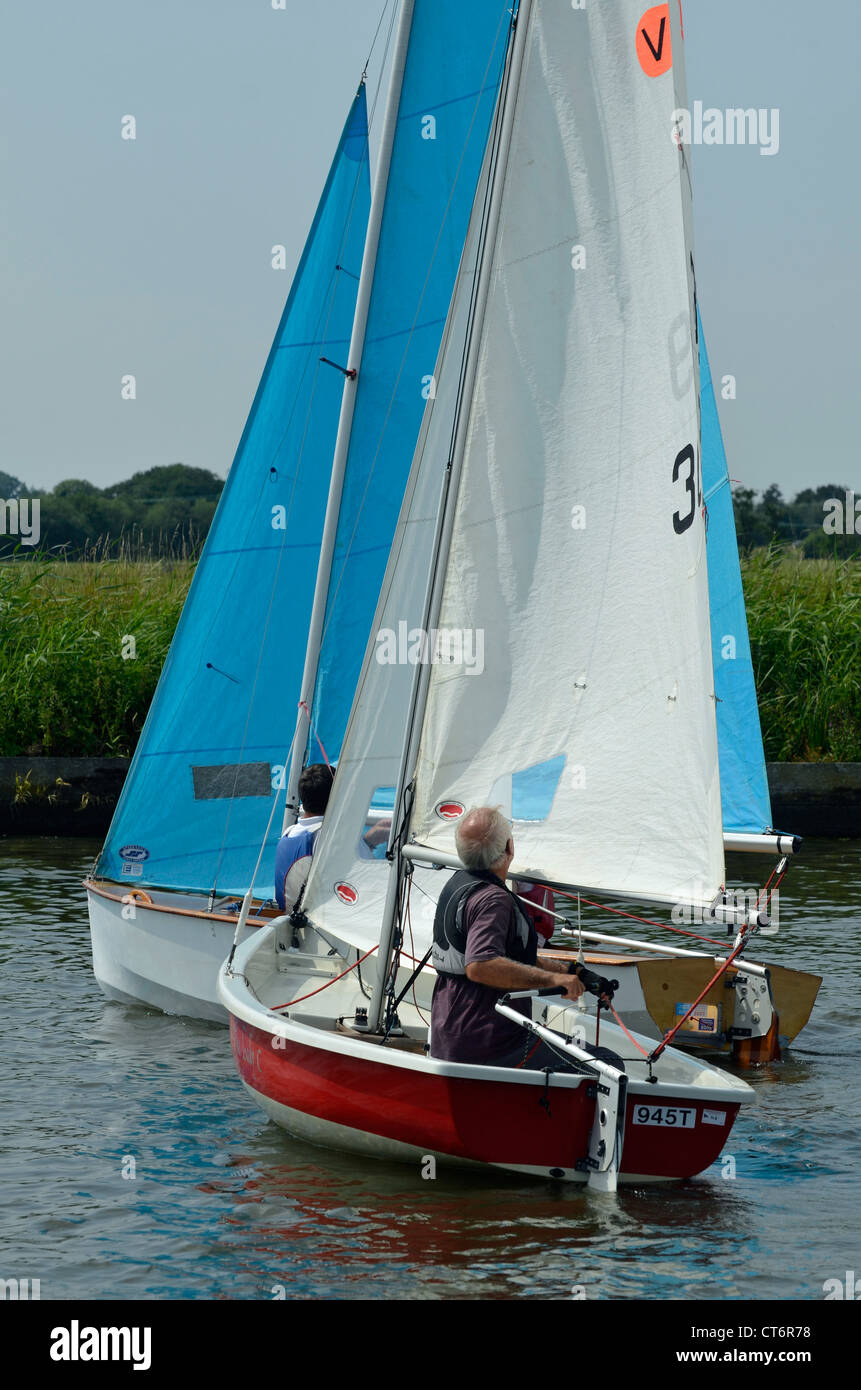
430;881;537;1064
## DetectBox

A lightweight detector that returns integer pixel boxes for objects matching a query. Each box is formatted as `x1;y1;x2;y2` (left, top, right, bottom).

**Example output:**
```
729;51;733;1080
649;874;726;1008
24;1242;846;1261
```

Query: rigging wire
363;0;397;86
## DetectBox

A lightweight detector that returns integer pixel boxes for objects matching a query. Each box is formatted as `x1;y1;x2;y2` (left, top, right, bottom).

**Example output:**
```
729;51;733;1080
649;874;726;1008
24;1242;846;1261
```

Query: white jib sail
299;136;496;952
408;0;725;911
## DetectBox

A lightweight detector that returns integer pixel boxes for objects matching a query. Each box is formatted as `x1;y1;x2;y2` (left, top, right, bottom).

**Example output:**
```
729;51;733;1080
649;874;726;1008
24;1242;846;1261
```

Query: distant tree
732;481;858;557
2;463;224;559
0;471;27;499
732;487;770;549
110;464;223;501
759;484;792;542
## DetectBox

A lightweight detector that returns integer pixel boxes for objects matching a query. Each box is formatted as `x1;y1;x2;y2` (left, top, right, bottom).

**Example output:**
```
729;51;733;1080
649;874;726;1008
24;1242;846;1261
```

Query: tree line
0;465;222;559
0;465;857;560
732;483;858;558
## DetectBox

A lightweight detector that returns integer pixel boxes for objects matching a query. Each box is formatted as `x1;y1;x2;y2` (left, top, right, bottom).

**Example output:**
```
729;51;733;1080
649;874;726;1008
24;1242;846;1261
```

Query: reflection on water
0;837;858;1300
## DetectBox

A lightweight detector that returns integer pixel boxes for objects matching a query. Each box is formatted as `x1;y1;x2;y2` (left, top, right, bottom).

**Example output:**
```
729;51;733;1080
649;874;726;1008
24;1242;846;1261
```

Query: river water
1;836;858;1301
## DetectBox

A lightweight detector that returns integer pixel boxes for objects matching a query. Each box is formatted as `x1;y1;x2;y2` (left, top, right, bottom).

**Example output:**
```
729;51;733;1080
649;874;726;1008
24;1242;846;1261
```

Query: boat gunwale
218;930;755;1104
84;877;277;926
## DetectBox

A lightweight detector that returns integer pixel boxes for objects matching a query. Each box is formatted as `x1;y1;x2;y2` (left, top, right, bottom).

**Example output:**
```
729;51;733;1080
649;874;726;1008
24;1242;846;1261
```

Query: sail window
191;763;273;801
361;787;396;859
511;756;566;822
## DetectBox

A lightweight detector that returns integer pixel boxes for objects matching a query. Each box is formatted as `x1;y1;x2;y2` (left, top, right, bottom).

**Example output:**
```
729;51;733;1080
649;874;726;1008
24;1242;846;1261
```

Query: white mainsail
410;0;723;909
304;0;724;957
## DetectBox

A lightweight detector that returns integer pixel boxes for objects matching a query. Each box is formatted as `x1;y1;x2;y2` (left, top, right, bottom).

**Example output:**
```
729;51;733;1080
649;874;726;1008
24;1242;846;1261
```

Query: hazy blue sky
1;0;858;498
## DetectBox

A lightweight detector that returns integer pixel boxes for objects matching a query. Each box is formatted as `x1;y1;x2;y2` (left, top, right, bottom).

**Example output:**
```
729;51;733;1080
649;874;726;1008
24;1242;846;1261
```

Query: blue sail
97;88;372;895
310;1;514;761
700;311;773;833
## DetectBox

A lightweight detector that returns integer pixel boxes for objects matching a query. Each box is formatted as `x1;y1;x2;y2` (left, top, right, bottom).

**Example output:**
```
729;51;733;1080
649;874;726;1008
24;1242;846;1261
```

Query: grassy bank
742;550;860;761
0;560;192;756
0;552;858;761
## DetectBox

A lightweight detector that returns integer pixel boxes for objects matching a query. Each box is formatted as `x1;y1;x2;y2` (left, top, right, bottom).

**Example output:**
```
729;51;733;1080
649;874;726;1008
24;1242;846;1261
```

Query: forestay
97;91;371;896
408;0;725;909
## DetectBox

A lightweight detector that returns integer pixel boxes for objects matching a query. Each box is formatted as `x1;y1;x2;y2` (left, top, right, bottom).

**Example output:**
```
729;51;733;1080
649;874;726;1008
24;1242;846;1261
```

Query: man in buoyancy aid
274;763;334;912
429;806;621;1070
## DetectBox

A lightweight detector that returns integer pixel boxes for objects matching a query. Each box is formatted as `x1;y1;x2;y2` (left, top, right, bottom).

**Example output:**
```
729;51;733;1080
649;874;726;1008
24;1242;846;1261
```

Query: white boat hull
85;880;265;1023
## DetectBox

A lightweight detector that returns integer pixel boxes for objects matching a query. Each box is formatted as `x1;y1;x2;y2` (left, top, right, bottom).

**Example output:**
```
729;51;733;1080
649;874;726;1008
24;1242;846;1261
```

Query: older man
430;806;617;1068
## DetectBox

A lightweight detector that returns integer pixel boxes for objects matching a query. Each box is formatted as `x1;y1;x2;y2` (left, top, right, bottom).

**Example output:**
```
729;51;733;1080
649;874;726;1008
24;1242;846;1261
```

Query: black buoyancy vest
432;868;536;979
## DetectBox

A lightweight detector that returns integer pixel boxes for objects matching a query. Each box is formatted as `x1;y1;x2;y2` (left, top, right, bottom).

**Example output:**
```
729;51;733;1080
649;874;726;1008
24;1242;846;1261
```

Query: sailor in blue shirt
274;763;334;912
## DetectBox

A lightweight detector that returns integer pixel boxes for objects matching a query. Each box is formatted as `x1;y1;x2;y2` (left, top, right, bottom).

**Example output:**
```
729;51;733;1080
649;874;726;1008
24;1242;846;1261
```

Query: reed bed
0;551;857;761
741;548;860;762
0;558;192;756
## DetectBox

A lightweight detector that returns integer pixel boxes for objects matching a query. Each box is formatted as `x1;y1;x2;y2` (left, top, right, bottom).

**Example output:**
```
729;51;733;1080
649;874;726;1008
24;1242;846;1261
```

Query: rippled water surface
1;837;859;1300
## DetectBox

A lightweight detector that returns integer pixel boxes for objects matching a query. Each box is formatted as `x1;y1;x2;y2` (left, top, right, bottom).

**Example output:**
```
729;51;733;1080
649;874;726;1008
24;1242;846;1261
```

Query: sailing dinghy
85;4;513;1020
219;0;757;1185
88;0;817;1065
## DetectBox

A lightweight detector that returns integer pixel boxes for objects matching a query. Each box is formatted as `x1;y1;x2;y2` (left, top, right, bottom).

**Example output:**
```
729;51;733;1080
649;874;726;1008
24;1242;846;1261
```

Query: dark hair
299;763;334;816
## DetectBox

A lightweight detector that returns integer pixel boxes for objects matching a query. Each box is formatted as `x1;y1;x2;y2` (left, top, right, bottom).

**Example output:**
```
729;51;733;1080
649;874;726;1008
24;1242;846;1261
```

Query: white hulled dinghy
219;0;758;1184
85;5;515;1019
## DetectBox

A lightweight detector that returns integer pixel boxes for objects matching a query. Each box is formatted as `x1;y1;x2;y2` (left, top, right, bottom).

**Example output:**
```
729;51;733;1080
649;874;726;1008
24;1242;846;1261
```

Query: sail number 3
632;1103;697;1128
672;442;701;535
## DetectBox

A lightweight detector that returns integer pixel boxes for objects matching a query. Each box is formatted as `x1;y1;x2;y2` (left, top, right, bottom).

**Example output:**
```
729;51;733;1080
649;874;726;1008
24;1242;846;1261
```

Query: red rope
272;945;378;1011
609;1004;651;1059
648;929;752;1063
298;700;332;770
547;885;727;948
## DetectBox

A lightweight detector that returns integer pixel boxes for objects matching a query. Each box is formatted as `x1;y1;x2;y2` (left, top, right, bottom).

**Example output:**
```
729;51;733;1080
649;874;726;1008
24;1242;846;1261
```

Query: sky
1;0;858;500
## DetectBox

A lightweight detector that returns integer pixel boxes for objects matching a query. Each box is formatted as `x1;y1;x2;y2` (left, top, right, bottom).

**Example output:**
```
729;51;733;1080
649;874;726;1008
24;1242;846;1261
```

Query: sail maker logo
671;103;780;157
374;622;484;676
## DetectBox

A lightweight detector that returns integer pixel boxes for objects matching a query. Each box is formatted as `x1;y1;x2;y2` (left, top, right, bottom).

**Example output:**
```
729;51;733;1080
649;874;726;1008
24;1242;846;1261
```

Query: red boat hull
231;1017;740;1182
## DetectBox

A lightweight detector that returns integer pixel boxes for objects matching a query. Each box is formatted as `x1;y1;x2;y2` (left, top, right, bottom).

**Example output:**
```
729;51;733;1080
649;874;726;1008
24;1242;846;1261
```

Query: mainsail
97;89;371;896
410;0;724;908
304;0;725;952
700;311;773;834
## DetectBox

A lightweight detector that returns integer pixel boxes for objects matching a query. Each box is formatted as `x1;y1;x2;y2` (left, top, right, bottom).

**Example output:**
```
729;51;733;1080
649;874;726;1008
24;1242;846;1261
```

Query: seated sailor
429;805;619;1069
274;763;334;912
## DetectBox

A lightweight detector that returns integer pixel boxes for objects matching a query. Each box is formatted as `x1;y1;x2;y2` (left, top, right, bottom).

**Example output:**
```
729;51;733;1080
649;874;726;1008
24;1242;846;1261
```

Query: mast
283;0;417;827
367;0;533;1031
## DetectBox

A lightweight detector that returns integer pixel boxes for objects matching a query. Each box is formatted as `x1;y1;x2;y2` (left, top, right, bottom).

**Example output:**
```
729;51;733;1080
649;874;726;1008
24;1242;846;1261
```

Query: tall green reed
742;547;860;761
